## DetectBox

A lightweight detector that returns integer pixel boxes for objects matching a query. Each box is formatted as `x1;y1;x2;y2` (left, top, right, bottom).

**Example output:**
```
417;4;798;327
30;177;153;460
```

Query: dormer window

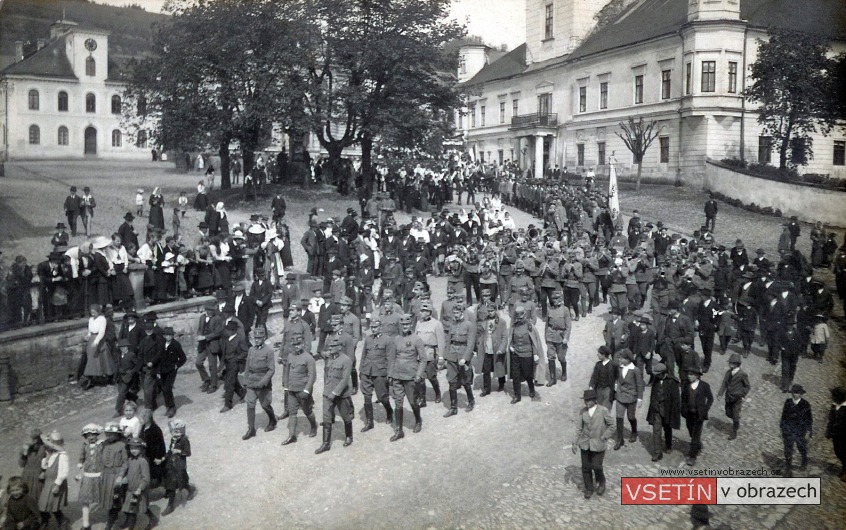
86;56;96;77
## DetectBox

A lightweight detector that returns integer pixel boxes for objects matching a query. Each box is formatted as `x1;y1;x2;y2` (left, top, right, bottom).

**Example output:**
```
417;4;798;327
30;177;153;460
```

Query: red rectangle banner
621;477;717;505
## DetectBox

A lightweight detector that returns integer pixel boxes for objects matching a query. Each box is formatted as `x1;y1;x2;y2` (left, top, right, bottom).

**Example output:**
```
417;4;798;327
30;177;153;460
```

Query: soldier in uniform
339;296;362;394
241;326;277;440
544;290;571;385
386;314;426;441
414;301;445;407
359;319;395;432
281;334;318;445
443;304;476;417
509;305;543;403
315;337;354;453
477;305;508;395
276;301;314;420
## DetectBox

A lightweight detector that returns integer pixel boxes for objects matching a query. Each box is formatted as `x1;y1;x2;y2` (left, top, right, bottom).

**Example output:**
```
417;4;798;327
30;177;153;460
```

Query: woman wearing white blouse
84;304;115;380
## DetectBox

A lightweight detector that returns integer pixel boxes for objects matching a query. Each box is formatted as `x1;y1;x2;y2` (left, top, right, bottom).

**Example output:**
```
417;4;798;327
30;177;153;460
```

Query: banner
608;163;620;221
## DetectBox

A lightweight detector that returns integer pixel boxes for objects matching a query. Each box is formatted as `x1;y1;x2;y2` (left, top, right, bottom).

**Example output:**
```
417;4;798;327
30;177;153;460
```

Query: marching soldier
386;315;426;441
241;326;277;440
277;301;314;420
509;305;543;404
281;334;318;445
359;319;395;432
544;290;571;385
477;305;508;395
414;301;445;407
443;304;476;417
315;337;354;453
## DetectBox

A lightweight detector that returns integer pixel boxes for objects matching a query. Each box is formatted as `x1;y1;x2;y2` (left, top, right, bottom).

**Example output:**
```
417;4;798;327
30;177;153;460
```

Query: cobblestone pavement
1;200;845;530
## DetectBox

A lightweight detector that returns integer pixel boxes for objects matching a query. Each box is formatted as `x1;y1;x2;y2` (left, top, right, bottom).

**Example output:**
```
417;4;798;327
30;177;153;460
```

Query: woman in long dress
193;181;208;211
194;237;215;295
148;188;165;231
210;236;232;293
84;304;116;380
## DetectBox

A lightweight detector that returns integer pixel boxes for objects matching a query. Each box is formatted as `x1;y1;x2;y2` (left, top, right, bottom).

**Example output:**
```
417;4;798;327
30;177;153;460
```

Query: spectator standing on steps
572;389;614;500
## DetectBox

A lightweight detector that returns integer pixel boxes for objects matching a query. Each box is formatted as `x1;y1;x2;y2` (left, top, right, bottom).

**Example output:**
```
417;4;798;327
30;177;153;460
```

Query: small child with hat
77;423;104;530
38;431;70;530
101;422;127;530
121;437;157;530
162;419;195;516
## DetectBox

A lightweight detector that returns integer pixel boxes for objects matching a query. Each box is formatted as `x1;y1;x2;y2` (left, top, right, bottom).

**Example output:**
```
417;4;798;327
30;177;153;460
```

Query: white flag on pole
608;163;620;221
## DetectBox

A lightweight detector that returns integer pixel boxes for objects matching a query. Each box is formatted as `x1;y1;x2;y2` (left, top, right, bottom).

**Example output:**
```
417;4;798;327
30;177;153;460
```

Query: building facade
459;0;846;185
0;19;150;161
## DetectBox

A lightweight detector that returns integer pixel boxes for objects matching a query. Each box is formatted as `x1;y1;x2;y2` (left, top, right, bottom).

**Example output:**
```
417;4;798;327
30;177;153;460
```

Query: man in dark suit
137;321;166;410
159;327;187;418
301;220;321;276
195;301;223;393
250;268;274;326
63;186;82;236
718;353;751;440
780;384;813;475
230;284;255;341
681;366;713;466
646;362;680;461
704;194;718;232
118;310;143;353
572;389;615;499
118;212;139;252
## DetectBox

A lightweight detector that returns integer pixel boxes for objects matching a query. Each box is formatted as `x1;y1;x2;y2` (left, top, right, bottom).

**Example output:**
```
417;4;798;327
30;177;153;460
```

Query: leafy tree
745;28;837;169
124;0;309;189
615;117;660;191
303;0;465;189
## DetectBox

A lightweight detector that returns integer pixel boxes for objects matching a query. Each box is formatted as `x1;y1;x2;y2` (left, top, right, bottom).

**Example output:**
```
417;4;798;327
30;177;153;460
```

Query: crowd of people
2;155;846;529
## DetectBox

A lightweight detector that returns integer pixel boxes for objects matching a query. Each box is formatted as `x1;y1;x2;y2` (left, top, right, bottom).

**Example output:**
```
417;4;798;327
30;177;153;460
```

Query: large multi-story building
0;19;150;161
458;0;846;185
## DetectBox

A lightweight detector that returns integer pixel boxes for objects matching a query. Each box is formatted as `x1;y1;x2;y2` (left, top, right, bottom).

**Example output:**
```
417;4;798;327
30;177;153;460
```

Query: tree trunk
219;139;231;190
636;160;643;192
779;135;790;169
324;144;344;186
360;133;374;194
243;150;255;178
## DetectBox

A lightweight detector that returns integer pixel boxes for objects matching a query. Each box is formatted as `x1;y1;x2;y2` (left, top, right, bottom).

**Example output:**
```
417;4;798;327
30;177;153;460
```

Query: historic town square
0;0;844;529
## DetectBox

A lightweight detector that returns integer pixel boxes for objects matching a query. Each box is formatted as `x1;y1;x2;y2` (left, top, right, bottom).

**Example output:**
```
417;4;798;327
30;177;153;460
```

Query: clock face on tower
84;38;97;52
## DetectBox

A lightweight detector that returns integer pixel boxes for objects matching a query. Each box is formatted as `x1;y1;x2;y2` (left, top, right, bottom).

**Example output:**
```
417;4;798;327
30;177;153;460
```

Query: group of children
2;402;194;530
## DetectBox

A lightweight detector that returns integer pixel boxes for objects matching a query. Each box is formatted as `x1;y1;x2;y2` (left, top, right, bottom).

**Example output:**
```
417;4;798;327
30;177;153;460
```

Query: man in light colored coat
572;389;615;499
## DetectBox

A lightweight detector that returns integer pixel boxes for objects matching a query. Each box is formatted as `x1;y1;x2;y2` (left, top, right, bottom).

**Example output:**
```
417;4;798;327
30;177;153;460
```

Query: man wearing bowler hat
196;301;223;393
119;212;139;252
51;222;69;248
63;186;82;236
646;362;680;461
160;327;187;418
681;365;713;466
780;384;812;475
572;389;615;499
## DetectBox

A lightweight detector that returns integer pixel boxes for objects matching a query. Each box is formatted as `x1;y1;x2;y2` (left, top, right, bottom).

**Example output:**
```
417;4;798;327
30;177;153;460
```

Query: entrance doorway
84;127;97;155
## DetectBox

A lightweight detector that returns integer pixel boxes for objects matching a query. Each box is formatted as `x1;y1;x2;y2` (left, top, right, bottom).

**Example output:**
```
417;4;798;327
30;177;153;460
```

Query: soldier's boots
277;392;290;420
443;389;459;417
547;360;557;387
416;381;427;408
315;425;332;454
433;380;442;403
361;401;375;432
242;408;257;440
161;495;176;516
560;360;567;382
412;407;422;433
383;400;394;424
343;422;354;447
263;405;277;432
281;434;297;445
390;408;405;442
464;386;475;412
307;413;318;437
351;369;359;396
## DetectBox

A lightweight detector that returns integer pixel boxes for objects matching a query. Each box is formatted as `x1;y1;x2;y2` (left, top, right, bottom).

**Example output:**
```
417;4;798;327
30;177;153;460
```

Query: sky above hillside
92;0;526;49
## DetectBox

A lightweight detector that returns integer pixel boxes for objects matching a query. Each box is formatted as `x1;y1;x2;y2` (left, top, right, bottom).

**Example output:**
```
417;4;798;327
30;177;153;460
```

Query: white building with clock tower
0;19;150;161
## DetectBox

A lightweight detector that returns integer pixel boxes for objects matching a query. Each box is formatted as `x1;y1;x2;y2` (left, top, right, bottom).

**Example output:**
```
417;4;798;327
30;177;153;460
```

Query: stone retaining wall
704;160;846;227
0;297;213;397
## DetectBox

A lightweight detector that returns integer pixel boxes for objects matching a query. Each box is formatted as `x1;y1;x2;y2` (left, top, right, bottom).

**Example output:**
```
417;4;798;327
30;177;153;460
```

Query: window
544;4;554;40
58;126;69;146
659;137;670;163
86;56;96;76
28;90;39;110
470;107;476;128
136;130;148;149
634;75;644;104
538;93;551;115
728;62;738;94
661;70;671;99
479;151;484;163
58;91;68;112
758;136;772;164
834;141;846;166
498;149;504;164
599;82;608;109
685;63;692;95
512;99;519;117
112;130;122;147
86;93;96;113
29;125;40;144
701;61;716;92
597;142;606;166
111;95;122;114
480;105;486;126
577;143;585;166
579;86;586;112
499;101;506;124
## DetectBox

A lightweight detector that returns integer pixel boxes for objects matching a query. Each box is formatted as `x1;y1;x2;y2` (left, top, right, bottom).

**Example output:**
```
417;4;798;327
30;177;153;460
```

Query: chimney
15;41;24;62
36;38;47;51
